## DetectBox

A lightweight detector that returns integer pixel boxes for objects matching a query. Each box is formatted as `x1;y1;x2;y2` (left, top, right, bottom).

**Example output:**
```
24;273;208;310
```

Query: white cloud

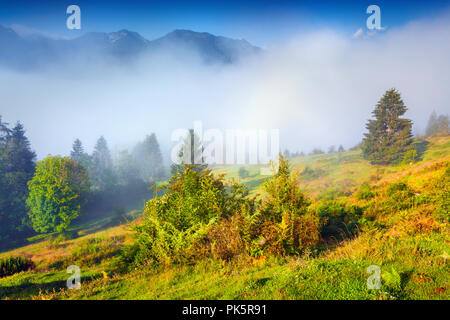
352;28;364;39
0;10;449;157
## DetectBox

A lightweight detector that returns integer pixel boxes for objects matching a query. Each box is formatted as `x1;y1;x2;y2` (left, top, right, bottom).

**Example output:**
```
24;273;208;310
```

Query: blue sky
1;0;450;157
0;0;449;46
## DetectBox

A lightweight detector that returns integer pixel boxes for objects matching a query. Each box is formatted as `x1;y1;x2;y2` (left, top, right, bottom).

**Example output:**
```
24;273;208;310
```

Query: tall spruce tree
0;116;9;241
70;138;91;171
425;111;449;137
0;116;11;143
0;121;36;243
91;136;116;189
93;136;112;170
134;133;165;182
425;111;439;137
170;129;206;175
362;89;413;164
115;150;140;185
71;139;84;162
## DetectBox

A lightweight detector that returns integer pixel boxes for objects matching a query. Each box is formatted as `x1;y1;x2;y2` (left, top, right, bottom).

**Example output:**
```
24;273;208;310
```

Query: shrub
382;267;411;299
0;256;35;278
258;156;320;255
356;182;375;200
238;167;250;179
121;156;322;269
207;214;246;261
121;165;256;268
310;148;324;155
386;181;416;210
300;166;325;179
317;200;363;239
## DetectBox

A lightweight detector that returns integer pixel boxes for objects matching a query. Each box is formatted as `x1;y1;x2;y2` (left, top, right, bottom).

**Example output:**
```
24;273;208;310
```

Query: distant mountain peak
168;29;213;37
107;29;148;44
152;29;261;63
0;25;261;69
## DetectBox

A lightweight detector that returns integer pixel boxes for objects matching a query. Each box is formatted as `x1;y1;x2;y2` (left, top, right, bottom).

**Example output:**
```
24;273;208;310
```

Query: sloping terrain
0;136;448;300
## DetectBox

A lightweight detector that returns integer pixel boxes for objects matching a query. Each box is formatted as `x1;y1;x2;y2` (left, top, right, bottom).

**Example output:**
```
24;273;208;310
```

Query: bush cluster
356;182;375;200
317;200;363;239
386;181;416;210
0;256;35;278
121;157;321;269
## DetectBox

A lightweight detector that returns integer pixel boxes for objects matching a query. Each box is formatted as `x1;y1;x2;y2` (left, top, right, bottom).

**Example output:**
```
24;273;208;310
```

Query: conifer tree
134;133;165;182
0;116;11;143
0;121;36;242
425;111;439;137
424;111;449;137
91;136;115;189
70;138;92;171
362;89;413;165
70;139;84;162
93;136;112;170
171;129;206;175
115;150;140;185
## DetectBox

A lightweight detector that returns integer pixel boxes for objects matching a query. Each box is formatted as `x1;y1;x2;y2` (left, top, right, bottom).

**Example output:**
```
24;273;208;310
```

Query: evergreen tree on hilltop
362;89;413;165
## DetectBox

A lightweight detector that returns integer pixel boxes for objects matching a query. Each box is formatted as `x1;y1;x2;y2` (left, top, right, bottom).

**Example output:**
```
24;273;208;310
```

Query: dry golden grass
0;224;134;271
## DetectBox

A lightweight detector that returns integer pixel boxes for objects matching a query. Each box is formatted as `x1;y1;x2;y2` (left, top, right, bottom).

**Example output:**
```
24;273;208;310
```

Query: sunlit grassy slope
215;137;450;199
0;136;448;300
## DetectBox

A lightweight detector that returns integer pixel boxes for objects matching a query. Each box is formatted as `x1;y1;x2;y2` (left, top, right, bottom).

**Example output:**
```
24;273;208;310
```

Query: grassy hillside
0;137;448;300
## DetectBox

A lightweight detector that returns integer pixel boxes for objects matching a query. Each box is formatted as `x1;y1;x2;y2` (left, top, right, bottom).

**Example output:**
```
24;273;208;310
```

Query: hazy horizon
0;2;449;161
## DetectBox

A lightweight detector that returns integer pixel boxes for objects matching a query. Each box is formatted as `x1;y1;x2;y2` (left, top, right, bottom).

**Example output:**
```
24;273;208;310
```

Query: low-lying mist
1;9;449;161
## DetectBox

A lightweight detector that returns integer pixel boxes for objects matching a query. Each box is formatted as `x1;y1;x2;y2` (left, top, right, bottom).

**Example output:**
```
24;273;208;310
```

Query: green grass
0;136;449;300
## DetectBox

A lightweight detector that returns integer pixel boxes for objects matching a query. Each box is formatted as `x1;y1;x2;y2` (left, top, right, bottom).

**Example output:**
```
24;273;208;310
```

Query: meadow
0;136;448;300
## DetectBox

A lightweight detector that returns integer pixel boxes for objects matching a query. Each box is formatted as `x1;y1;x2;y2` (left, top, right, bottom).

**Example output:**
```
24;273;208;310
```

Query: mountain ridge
0;25;262;69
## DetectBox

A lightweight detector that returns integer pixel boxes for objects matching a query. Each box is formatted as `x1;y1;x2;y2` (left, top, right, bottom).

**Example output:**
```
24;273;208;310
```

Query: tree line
70;134;165;191
1;88;448;247
0;118;167;247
